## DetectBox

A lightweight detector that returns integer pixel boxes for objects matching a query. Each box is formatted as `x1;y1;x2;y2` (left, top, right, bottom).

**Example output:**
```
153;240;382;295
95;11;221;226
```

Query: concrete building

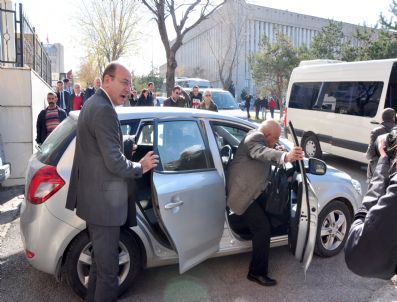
167;0;365;98
0;0;53;186
44;43;65;85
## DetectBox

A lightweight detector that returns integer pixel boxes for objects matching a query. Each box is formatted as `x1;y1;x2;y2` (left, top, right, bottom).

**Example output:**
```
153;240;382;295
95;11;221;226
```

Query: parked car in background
20;107;362;299
155;96;166;106
0;133;10;184
184;87;247;119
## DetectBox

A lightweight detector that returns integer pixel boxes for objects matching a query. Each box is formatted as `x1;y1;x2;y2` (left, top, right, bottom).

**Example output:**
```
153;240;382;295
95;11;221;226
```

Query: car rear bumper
0;163;10;182
20;198;81;275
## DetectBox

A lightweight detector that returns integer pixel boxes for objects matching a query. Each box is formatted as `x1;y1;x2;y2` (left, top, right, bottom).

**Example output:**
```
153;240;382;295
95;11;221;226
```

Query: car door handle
370;120;380;125
164;200;184;209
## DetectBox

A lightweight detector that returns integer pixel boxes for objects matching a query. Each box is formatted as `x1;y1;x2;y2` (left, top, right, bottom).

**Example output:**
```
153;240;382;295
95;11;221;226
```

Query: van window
289;81;383;117
289;82;321;109
36;118;76;166
385;63;397;110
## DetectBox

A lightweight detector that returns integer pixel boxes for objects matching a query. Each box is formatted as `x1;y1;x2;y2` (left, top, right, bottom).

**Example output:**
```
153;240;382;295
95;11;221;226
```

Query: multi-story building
44;43;65;85
166;0;365;97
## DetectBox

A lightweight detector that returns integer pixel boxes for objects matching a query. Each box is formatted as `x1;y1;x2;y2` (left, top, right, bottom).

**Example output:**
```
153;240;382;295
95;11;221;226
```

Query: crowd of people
244;94;278;120
35;77;218;145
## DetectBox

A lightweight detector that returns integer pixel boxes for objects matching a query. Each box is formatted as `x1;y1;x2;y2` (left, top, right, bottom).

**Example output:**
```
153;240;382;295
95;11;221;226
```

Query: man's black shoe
247;273;277;286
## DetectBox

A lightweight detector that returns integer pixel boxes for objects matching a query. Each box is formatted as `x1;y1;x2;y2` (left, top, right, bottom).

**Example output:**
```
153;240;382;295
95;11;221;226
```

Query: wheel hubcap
77;241;131;288
305;139;317;157
320;209;347;251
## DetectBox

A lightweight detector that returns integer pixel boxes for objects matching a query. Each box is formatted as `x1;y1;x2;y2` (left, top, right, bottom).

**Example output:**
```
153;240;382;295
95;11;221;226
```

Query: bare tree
141;0;225;95
77;0;141;73
205;1;245;91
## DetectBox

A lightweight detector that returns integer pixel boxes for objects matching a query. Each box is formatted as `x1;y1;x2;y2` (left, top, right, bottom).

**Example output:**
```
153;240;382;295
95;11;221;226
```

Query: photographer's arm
361;138;390;211
345;173;397;279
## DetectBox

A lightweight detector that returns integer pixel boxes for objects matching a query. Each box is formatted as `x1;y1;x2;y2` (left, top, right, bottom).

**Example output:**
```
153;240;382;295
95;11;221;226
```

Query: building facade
168;0;364;98
44;43;64;85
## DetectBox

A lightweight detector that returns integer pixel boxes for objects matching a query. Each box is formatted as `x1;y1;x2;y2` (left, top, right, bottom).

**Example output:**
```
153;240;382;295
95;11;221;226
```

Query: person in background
226;120;304;287
268;96;277;119
65;62;158;302
189;85;203;109
128;89;138;106
63;78;73;94
84;77;102;102
36;91;67;145
345;133;397;279
261;96;268;120
70;83;85;111
136;89;151;106
56;80;71;113
163;86;186;107
244;94;251;118
254;94;261;120
365;107;396;182
147;82;155;106
199;90;218;112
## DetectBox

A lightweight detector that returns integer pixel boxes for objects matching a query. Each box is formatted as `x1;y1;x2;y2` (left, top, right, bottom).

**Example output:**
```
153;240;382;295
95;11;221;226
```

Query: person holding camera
345;130;397;279
365;108;396;182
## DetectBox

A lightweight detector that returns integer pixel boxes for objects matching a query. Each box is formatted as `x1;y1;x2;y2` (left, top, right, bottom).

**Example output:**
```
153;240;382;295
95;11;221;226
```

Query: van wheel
302;135;321;158
314;200;352;257
64;229;142;299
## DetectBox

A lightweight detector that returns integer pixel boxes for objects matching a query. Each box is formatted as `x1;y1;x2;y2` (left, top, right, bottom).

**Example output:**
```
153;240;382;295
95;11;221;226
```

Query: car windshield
211;91;239;110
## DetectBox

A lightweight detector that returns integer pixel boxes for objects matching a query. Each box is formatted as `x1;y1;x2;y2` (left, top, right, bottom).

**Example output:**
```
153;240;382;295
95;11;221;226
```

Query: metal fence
0;3;51;85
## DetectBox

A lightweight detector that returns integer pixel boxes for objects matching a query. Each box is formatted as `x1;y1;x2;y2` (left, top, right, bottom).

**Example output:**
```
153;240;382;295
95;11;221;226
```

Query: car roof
69;106;256;127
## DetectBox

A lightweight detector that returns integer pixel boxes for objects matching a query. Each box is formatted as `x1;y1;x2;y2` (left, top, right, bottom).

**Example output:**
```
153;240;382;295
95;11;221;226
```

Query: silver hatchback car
20;107;362;299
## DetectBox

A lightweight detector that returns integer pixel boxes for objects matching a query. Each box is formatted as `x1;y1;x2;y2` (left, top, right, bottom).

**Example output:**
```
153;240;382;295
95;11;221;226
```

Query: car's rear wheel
302;134;322;158
314;200;352;257
64;229;142;299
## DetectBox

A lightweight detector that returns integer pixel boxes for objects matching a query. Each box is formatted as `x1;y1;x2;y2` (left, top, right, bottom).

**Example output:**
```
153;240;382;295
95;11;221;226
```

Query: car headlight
351;179;362;196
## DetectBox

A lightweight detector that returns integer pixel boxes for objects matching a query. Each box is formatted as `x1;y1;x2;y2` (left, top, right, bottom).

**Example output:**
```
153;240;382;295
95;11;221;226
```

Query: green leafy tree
249;32;299;116
379;0;397;30
133;69;164;94
310;20;344;60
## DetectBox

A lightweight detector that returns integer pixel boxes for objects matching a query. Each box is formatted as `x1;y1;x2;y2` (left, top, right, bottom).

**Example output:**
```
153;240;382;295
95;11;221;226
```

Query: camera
375;129;397;159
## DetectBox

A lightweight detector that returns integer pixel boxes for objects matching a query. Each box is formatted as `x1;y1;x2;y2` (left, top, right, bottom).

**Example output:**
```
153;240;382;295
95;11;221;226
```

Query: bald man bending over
226;120;304;286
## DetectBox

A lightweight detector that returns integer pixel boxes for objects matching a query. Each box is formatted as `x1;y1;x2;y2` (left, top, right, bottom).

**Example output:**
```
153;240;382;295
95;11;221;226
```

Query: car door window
210;123;250;150
157;120;213;172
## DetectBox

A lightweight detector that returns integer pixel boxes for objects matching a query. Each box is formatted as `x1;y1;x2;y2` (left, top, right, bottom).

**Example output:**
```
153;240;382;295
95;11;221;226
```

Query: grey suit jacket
226;130;284;215
66;89;143;226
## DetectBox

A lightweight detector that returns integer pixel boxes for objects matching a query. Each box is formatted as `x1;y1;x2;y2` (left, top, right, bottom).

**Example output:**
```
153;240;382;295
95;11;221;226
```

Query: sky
15;0;395;77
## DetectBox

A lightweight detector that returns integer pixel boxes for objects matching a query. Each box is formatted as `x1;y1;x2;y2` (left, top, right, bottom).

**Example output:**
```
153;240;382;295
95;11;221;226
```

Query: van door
288;122;318;273
151;118;226;273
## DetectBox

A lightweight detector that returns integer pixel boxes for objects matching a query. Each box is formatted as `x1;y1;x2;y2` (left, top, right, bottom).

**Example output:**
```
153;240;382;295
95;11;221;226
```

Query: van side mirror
306;158;327;175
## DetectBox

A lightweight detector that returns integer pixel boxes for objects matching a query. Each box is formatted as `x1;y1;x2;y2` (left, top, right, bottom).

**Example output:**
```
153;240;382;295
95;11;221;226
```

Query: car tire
302;134;322;158
314;200;352;257
64;228;142;299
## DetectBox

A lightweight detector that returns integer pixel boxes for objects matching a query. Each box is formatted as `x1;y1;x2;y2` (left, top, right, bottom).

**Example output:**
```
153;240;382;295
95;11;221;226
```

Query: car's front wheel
314;200;352;257
64;228;142;299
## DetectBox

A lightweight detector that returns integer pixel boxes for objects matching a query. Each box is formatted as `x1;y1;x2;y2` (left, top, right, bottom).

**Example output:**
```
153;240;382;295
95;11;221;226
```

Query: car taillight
27;165;65;204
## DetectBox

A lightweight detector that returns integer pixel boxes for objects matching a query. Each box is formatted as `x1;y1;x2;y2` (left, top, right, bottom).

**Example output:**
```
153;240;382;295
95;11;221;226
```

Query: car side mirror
306;158;326;175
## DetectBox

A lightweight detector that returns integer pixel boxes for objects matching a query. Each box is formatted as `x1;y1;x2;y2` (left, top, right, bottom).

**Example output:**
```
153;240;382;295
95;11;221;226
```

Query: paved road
1;152;396;301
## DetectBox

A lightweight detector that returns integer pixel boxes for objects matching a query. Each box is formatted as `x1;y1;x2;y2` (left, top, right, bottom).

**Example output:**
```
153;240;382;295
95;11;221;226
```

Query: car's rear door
288;121;318;274
152;118;226;273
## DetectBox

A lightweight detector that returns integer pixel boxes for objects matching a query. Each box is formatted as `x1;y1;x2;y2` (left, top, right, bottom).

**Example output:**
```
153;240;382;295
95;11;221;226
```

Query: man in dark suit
66;62;158;302
84;77;102;103
163;85;186;107
56;80;71;113
226;120;304;286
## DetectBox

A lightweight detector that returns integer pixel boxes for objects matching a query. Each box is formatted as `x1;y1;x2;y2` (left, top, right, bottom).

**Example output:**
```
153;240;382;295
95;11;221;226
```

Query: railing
0;3;51;85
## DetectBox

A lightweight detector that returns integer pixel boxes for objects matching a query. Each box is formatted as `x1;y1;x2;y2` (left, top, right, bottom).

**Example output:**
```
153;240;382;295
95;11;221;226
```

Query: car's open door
288;121;318;274
151;118;226;273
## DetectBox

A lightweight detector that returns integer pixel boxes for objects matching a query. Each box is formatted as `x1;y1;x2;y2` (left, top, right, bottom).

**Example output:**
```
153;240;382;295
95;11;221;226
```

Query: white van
284;59;397;163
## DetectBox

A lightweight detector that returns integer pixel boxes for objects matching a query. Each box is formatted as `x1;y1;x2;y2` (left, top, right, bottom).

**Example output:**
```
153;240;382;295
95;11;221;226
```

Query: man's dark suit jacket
56;90;71;113
66;88;143;227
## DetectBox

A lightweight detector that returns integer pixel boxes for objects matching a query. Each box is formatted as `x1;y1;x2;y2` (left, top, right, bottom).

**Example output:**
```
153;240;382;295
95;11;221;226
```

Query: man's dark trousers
86;224;120;302
239;196;271;276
